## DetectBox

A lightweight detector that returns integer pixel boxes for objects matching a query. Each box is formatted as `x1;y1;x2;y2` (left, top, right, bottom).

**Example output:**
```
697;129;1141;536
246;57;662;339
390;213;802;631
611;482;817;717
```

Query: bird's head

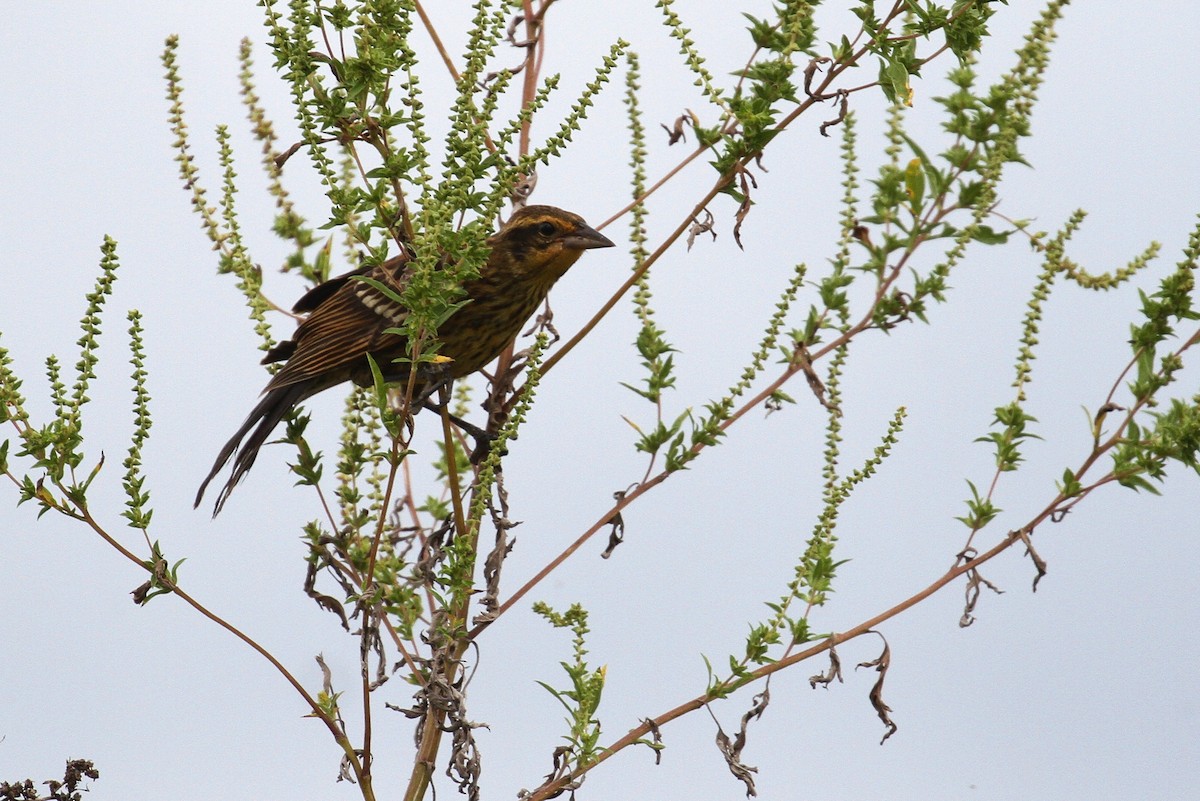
486;205;615;284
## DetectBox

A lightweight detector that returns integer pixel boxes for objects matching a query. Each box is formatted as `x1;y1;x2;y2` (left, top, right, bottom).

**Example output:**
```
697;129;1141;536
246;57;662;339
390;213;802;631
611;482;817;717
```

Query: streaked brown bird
196;205;614;515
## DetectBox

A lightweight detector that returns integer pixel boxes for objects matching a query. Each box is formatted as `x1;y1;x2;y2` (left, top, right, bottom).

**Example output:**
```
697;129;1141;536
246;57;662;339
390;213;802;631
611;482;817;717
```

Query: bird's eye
537;221;557;236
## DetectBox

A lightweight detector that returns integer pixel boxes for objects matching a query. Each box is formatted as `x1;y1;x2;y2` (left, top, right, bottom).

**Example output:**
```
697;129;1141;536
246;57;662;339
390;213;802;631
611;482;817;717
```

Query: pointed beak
562;224;615;251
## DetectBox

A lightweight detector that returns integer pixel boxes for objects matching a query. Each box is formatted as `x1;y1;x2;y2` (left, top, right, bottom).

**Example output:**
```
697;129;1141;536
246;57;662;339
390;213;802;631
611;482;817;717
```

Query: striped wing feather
265;256;413;392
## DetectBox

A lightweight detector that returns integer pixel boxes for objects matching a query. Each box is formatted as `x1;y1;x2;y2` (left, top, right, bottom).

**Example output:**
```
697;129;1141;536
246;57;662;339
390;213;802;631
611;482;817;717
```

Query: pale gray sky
3;3;1198;800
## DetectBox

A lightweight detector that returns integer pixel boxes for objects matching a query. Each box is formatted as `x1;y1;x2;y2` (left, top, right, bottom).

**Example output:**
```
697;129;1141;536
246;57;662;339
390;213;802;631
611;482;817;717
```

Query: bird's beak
562;224;615;251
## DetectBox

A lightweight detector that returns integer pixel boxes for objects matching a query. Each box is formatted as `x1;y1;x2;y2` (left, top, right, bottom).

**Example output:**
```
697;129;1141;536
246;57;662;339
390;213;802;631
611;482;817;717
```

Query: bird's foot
421;401;507;464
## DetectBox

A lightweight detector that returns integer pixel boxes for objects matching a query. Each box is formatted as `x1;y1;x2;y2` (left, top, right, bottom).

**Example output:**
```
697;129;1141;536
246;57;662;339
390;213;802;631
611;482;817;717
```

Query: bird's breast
438;279;548;376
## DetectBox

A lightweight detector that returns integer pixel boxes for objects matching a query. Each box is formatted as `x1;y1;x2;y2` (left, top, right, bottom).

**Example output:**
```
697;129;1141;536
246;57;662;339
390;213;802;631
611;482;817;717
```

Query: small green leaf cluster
135;541;187;605
533;602;607;769
1109;231;1200;492
849;23;1064;334
672;1;1007;204
704;408;904;699
122;310;154;530
744;2;819;58
622;320;678;405
624;259;806;477
1141;397;1200;478
975;403;1041;473
240;37;320;282
956;479;999;530
1128;268;1198;404
1;241;134;524
961;199;1198;535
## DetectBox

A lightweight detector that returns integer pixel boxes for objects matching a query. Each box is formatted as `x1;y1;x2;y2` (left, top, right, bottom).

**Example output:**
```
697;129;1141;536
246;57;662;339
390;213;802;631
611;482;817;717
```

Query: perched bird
196;205;614;515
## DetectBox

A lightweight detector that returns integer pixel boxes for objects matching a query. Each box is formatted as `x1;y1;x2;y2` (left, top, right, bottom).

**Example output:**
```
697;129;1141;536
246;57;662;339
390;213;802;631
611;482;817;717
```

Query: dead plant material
855;632;897;744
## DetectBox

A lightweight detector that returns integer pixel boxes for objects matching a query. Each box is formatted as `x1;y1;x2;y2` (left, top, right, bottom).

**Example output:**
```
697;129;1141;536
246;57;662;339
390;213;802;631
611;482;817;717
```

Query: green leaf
1058;467;1082;498
879;59;911;105
903;158;925;209
970;225;1011;245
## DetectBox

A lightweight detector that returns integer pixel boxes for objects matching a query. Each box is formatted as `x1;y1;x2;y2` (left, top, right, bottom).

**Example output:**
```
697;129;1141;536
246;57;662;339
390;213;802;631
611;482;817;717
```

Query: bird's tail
195;383;308;516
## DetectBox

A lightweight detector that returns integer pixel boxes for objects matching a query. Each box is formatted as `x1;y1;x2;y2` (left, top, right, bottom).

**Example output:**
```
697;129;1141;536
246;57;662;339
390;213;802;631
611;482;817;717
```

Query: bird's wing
261;264;376;365
265;256;414;392
291;264;374;314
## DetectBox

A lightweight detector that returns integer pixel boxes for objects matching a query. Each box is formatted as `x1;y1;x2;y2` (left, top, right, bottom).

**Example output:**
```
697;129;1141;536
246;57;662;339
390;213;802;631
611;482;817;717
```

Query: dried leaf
856;632;898;744
705;690;767;798
511;169;539;206
601;486;633;559
640;717;665;765
1017;527;1048;591
960;566;1004;628
732;166;758;249
687;209;716;251
803;56;832;96
809;645;844;689
714;727;758;797
316;652;334;696
661;109;699;145
819;89;850;137
475;471;520;624
793;345;839;415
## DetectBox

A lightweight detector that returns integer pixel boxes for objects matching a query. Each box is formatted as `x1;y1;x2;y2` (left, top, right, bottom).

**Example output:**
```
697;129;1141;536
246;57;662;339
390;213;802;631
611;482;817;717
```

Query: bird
195;205;614;515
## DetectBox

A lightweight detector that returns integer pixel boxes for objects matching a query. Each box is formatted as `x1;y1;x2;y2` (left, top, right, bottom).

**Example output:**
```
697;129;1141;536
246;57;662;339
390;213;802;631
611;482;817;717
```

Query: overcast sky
3;3;1199;800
